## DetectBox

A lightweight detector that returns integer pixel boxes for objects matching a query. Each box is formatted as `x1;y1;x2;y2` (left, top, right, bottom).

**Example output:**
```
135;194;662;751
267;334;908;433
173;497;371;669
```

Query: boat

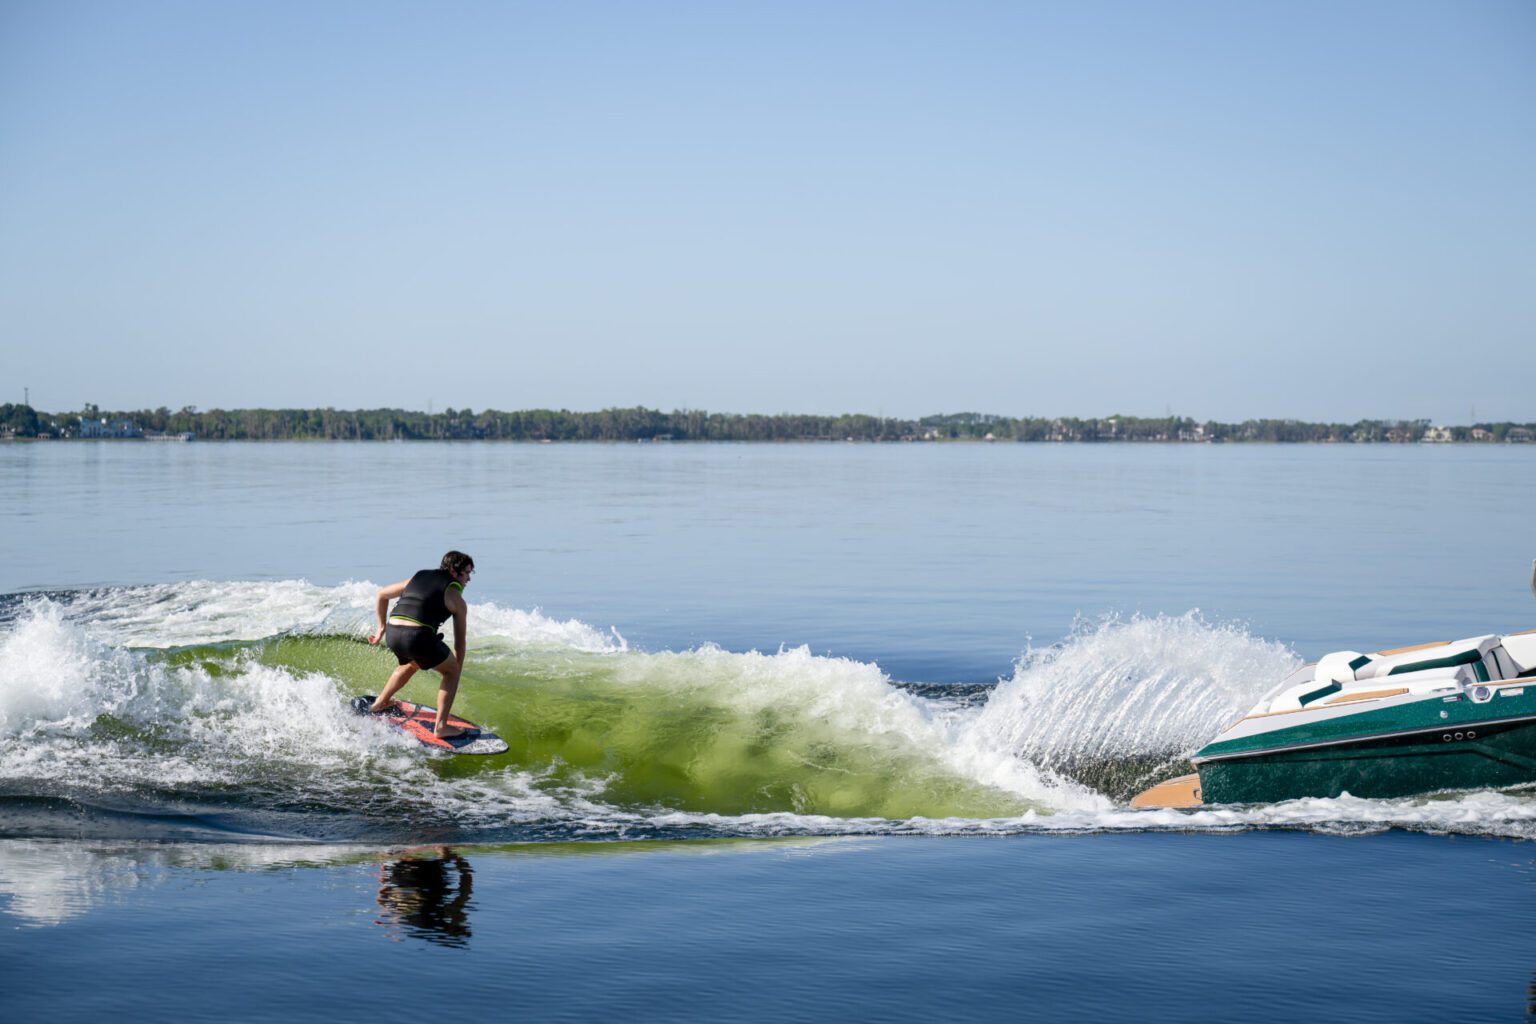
1132;563;1536;807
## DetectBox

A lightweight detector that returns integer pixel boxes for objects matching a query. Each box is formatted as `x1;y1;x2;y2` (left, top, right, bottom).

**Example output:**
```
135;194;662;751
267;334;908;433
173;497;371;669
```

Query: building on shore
78;418;143;439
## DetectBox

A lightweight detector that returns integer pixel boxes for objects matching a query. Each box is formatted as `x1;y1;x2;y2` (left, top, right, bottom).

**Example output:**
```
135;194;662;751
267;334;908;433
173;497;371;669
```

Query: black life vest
390;569;460;629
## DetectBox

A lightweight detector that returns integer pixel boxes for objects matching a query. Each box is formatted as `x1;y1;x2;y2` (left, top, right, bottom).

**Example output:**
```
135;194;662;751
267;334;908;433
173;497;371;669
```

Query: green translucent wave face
240;636;1030;820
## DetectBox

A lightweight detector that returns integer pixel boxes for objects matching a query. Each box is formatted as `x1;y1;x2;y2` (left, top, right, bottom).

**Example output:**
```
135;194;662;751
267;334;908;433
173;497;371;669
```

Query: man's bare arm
369;580;410;644
447;588;468;666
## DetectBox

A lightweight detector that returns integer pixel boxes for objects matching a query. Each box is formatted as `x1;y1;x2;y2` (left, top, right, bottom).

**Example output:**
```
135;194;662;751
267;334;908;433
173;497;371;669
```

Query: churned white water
965;612;1299;772
3;582;1532;841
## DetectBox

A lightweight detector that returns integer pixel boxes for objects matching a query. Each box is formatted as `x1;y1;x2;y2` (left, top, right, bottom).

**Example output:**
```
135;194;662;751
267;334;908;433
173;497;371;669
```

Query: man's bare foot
434;725;469;739
370;700;401;715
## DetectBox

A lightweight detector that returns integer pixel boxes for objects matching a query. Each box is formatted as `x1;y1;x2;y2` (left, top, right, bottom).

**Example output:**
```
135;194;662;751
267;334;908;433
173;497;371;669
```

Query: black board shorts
385;623;452;670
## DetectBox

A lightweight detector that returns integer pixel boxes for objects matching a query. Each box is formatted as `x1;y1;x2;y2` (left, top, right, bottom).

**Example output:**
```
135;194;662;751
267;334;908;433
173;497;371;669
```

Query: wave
961;612;1300;799
1;584;1531;843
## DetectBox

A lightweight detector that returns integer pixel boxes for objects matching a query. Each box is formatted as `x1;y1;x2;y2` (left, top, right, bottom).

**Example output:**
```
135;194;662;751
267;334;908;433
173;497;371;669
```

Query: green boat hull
1197;713;1536;803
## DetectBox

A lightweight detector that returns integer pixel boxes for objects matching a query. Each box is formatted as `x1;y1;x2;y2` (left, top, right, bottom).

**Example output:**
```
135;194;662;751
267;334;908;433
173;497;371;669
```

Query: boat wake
1;584;1531;843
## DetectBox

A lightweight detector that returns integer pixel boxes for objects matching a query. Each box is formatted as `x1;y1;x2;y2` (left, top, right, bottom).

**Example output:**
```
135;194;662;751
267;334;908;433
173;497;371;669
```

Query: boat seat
1500;632;1536;674
1266;663;1476;713
1314;650;1371;687
1486;645;1520;680
1354;635;1516;683
1255;634;1523;716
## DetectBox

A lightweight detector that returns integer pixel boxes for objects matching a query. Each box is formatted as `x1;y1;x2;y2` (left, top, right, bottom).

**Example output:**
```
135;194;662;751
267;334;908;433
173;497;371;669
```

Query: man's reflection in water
375;847;474;947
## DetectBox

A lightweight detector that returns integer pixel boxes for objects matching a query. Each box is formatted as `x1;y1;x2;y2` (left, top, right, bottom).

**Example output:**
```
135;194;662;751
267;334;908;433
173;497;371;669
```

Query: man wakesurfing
366;550;475;738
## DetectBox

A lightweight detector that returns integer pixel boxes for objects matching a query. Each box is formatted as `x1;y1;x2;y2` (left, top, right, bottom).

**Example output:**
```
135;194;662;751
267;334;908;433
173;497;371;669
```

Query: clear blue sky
2;0;1532;422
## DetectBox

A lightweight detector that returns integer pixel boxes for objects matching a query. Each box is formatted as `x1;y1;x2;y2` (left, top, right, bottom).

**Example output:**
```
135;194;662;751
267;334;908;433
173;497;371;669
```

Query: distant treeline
4;404;1534;443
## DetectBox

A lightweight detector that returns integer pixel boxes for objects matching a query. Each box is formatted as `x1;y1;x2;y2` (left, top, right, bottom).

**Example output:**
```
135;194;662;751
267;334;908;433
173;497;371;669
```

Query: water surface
2;441;1532;1019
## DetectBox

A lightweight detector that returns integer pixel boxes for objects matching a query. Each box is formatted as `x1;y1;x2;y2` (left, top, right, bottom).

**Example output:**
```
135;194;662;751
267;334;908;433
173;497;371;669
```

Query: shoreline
5;435;1534;445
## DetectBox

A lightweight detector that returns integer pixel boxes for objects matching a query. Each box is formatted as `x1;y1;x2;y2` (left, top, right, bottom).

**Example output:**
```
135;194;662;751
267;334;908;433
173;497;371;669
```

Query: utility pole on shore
23;386;28;407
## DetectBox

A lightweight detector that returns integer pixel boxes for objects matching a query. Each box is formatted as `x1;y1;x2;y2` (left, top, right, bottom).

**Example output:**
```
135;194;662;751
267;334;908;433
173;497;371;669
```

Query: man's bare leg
430;653;466;738
372;662;417;712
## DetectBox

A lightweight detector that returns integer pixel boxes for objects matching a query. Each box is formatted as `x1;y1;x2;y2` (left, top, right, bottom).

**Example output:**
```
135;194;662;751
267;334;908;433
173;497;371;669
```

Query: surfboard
349;695;510;755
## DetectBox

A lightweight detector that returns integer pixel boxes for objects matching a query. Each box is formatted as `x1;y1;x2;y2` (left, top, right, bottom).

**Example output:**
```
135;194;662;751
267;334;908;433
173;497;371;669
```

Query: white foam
0;602;142;736
614;643;920;728
4;592;1533;843
58;580;375;647
472;602;626;654
628;788;1536;840
0;592;621;825
963;612;1299;770
0;600;414;795
53;580;626;653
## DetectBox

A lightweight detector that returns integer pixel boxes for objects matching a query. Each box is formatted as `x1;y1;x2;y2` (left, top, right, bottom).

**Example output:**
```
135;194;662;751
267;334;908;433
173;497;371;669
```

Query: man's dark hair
441;551;475;575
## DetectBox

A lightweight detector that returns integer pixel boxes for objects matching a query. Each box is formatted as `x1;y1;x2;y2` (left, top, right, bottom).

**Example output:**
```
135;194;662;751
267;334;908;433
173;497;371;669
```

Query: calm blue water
2;833;1531;1023
1;441;1533;1020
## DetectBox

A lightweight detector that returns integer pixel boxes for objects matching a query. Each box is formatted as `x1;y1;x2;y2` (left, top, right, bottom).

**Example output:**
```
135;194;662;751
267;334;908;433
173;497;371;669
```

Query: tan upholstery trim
1245;688;1416;720
1324;687;1410;705
1373;640;1450;657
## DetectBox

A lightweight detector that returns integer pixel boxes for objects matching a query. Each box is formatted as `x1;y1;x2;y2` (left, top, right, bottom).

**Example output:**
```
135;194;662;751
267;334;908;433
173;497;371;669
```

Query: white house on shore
78;418;142;439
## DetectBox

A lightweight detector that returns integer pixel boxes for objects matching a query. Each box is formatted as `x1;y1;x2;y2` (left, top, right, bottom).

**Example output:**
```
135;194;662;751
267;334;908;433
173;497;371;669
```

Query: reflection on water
375;847;475;948
0;838;369;927
0;836;835;930
0;840;156;926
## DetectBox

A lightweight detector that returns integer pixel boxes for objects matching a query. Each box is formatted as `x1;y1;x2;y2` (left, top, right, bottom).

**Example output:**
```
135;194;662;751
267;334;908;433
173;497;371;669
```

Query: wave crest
962;612;1300;798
